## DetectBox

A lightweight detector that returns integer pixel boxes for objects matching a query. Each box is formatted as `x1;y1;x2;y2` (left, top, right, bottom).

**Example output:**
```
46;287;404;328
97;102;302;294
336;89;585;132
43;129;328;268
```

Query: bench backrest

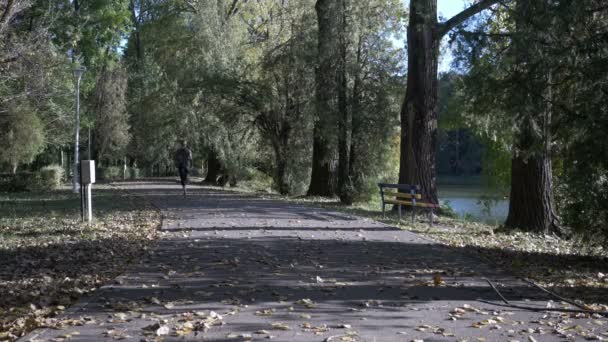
378;183;422;201
378;183;420;192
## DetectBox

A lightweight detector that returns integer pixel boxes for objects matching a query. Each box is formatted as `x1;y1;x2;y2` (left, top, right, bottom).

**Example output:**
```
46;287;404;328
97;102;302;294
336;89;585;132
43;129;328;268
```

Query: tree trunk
205;150;221;184
275;151;289;195
349;35;363;194
336;0;352;204
506;153;560;234
309;0;338;197
397;0;500;203
506;117;560;234
505;0;562;235
271;125;290;195
398;0;439;204
308;133;335;196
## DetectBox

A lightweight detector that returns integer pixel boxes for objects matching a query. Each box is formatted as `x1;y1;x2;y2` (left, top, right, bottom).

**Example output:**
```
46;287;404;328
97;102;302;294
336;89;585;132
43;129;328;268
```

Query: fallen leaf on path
156;325;170;336
271;322;291;330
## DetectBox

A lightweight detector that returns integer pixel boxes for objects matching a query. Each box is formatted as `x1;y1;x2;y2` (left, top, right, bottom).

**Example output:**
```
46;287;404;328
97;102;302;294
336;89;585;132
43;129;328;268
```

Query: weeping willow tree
91;66;130;163
0;103;45;174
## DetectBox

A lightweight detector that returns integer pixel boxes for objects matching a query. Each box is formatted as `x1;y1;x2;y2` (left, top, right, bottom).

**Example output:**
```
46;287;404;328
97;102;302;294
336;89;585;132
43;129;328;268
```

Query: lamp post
73;65;86;193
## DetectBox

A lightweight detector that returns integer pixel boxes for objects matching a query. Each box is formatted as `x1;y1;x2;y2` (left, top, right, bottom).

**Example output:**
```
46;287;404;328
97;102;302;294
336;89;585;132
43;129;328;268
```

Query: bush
0;173;31;192
37;165;64;190
128;167;140;179
240;168;274;193
99;166;123;181
0;170;63;192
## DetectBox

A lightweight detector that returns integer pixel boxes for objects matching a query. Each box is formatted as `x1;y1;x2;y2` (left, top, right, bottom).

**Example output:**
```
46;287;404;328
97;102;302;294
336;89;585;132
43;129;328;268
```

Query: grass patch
0;185;161;340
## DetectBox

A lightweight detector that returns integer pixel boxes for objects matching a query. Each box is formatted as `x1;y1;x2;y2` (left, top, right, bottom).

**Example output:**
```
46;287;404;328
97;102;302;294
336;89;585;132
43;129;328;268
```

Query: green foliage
128;167;140;179
99;166;123;181
92;66;130;161
0;103;45;173
122;0;405;197
37;165;65;190
453;0;608;239
0;173;30;193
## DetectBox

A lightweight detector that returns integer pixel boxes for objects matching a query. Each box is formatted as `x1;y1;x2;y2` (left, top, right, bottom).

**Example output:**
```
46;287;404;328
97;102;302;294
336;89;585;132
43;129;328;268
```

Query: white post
86;184;92;222
80;160;95;223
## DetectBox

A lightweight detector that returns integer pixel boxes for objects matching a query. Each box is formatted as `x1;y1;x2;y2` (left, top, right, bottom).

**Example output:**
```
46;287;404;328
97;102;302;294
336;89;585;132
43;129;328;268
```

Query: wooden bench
378;183;440;224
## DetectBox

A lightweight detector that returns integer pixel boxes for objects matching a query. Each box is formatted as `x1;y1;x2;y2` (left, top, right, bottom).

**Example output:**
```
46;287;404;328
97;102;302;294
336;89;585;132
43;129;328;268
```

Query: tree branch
0;56;18;64
0;0;15;33
226;0;239;20
182;0;198;13
437;0;504;38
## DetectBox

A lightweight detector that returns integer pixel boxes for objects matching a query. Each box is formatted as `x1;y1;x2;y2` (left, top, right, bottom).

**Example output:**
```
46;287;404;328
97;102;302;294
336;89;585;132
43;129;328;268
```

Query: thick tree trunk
506;153;560;234
398;0;439;204
336;0;352;204
205;150;221;184
506;117;560;234
349;42;361;188
275;152;289;195
397;0;500;204
308;133;335;196
271;126;290;195
506;1;562;235
309;0;338;197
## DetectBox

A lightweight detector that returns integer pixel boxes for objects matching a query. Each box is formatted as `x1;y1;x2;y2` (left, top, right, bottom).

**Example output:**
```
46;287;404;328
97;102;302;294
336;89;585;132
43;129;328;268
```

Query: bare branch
437;0;506;38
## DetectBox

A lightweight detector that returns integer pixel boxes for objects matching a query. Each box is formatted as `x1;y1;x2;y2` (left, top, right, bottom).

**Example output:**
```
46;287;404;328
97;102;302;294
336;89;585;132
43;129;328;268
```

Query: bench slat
384;199;440;208
382;191;422;200
378;183;420;191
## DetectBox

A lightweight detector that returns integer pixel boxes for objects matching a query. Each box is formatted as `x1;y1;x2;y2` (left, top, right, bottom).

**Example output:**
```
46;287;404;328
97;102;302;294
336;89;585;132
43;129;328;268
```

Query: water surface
438;183;508;225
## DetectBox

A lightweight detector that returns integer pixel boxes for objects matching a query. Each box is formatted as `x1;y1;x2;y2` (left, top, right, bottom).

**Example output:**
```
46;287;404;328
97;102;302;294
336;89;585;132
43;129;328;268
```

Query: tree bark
275;147;289;195
398;0;500;203
506;152;560;234
308;133;335;196
349;36;363;190
309;0;338;197
506;113;560;234
205;150;221;184
336;0;352;204
506;0;561;235
399;0;440;203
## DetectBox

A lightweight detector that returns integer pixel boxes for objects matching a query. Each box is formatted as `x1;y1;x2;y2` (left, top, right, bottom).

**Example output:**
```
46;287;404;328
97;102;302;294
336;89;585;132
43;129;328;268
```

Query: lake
438;182;509;225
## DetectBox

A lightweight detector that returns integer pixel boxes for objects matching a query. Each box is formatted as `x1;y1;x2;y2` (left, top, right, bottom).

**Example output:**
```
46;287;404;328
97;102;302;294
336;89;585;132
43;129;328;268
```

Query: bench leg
398;204;402;221
429;210;434;226
382;203;386;219
411;206;415;224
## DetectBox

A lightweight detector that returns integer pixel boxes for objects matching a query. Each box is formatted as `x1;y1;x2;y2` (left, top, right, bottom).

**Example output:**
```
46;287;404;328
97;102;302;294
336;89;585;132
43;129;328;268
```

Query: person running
174;140;193;195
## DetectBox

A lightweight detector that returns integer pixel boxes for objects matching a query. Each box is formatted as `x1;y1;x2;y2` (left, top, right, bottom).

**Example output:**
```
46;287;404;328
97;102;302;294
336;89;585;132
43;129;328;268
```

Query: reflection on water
438;183;509;225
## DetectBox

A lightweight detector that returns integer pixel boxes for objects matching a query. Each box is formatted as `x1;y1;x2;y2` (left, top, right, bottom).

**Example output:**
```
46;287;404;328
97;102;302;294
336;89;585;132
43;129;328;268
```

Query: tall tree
309;0;338;197
399;0;499;203
503;0;561;234
451;0;582;234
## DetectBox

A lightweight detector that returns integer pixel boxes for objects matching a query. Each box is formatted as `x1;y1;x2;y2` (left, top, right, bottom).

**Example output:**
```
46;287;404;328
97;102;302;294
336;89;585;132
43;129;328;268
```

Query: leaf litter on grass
0;186;161;340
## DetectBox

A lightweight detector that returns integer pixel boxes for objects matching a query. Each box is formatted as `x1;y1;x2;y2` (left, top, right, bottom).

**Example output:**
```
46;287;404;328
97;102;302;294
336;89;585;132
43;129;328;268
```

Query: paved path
23;181;597;341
